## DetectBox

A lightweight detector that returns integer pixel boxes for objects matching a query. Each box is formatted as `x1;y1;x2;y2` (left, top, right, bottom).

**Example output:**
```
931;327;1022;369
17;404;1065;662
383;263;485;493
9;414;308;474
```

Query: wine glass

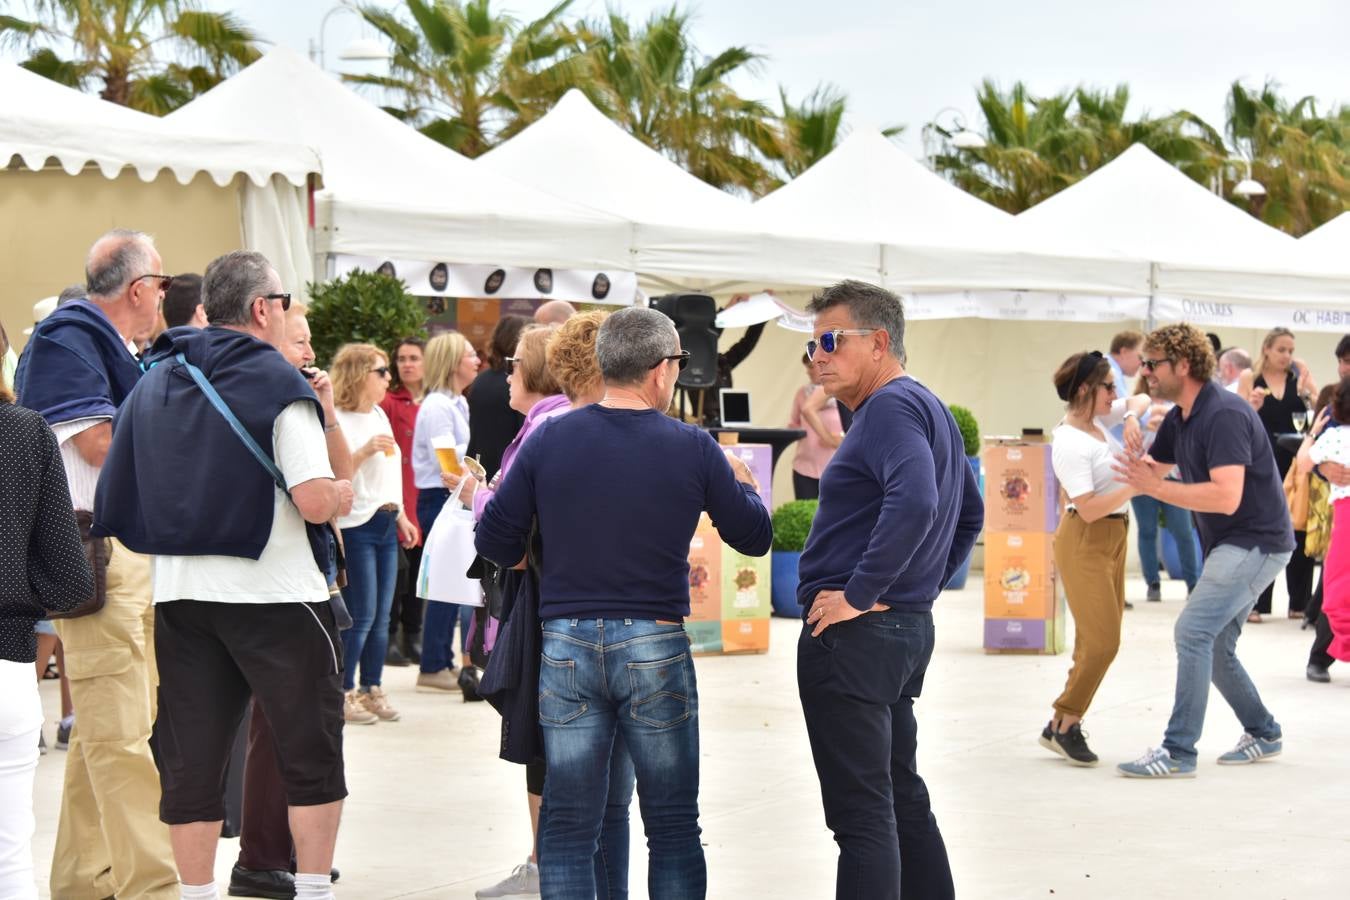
1293;412;1308;435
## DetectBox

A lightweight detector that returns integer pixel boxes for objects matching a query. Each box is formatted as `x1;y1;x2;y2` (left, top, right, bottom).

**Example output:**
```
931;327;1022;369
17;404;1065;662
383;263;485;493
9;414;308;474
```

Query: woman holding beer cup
410;332;481;692
331;343;419;724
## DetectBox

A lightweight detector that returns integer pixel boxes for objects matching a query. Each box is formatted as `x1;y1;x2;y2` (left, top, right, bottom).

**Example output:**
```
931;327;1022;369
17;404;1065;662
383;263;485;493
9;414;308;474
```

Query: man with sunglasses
796;281;982;900
15;229;180;899
1114;324;1292;779
95;250;353;900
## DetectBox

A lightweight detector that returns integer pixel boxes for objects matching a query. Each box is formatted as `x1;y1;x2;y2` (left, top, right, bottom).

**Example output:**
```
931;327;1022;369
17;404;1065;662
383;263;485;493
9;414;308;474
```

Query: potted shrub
306;269;428;367
945;404;982;590
771;500;818;617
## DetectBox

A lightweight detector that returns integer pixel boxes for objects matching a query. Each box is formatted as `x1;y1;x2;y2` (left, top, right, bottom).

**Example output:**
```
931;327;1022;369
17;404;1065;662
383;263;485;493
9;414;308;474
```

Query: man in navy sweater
476;306;772;900
796;281;982;900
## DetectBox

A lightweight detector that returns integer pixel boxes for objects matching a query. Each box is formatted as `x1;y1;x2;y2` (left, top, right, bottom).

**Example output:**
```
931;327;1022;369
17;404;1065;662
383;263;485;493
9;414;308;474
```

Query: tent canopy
477;88;878;290
168;49;632;270
752;128;1150;298
1;63;318;187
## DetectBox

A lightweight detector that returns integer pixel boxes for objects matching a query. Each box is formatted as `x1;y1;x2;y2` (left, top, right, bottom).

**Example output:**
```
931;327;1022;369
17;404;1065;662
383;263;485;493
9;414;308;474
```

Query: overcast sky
11;0;1350;157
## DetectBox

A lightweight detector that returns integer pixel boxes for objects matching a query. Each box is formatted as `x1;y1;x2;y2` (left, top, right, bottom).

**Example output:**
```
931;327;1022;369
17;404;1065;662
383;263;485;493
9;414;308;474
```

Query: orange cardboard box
687;515;723;622
983;441;1060;533
983;531;1056;619
721;618;769;654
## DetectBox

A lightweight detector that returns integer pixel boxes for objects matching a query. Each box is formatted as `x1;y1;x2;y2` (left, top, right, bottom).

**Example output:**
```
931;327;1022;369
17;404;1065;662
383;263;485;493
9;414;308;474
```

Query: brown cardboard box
983;531;1056;619
721;618;770;654
983;440;1061;533
687;514;723;623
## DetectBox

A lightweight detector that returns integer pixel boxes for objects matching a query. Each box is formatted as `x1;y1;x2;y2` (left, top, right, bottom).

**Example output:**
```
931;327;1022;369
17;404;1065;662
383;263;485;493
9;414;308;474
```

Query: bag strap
176;352;288;494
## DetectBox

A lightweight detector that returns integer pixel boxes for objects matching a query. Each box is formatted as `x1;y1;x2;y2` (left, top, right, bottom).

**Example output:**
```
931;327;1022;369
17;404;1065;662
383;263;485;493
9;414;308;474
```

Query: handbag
175;353;350;624
1305;476;1334;560
1282;465;1310;532
46;510;110;620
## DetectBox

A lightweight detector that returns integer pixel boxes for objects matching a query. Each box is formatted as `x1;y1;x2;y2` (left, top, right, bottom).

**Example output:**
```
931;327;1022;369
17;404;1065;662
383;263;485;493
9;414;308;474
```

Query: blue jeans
1131;493;1200;590
339;510;399;691
797;609;953;900
1162;545;1289;763
420;602;473;674
538;619;703;900
538;735;636;900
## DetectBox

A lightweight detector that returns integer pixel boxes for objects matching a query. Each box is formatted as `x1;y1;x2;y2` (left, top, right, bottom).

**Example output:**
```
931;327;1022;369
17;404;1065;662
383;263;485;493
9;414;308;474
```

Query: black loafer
1306;663;1332;683
228;864;295;899
459;666;484;702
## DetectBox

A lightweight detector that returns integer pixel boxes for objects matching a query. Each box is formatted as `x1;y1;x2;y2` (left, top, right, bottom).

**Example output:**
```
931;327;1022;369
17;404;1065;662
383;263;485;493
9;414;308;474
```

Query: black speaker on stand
651;293;719;424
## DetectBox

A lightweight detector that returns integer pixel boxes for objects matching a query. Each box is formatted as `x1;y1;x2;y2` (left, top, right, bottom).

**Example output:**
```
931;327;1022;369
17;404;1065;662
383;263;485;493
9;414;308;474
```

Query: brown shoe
343;690;378;725
416;668;461;693
359;686;400;721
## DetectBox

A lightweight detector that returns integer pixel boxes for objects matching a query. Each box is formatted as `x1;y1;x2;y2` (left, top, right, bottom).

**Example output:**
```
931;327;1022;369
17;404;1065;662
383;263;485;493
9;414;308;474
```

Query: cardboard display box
687;516;724;623
721;551;771;620
724;443;774;509
684;621;723;654
721;619;770;654
686;513;770;655
985;589;1067;654
983;531;1056;620
983;440;1060;533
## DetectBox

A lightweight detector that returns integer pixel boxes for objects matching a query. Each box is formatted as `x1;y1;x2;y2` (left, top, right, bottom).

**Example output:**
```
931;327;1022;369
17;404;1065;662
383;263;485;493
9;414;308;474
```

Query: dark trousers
237;700;294;872
793;472;821;501
1307;569;1336;669
389;545;425;637
797;610;954;900
1257;531;1314;614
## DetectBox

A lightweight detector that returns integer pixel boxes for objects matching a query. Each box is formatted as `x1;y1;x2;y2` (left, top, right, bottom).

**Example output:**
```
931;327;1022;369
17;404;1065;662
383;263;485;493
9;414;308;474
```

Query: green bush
772;499;819;552
306;270;428;368
949;404;981;458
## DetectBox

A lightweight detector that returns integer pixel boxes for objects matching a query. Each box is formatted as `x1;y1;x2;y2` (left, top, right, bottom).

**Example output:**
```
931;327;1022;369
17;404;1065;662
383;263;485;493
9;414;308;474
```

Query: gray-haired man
95;250;353;900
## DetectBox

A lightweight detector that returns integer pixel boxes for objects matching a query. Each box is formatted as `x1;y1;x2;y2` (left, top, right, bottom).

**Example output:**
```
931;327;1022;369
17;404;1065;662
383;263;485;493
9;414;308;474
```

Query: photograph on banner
899;291;1150;322
333;254;637;304
1154;295;1350;333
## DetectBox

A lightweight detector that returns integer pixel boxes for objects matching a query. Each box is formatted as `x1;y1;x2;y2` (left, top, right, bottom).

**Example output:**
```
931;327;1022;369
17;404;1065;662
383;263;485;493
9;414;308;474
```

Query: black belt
1070;509;1128;521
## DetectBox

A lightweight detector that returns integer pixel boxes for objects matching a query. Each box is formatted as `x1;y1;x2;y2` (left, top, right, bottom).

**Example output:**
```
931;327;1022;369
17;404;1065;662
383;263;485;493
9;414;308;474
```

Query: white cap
22;296;59;336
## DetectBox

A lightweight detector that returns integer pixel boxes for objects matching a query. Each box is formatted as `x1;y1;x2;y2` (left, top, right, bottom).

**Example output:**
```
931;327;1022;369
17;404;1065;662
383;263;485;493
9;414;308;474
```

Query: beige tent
1;64;321;350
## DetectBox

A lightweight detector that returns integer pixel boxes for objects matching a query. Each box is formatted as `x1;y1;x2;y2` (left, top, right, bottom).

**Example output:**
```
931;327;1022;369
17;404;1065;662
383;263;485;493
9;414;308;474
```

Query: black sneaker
1146;582;1162;603
1306;663;1331;683
1052;723;1099;767
1038;722;1058;757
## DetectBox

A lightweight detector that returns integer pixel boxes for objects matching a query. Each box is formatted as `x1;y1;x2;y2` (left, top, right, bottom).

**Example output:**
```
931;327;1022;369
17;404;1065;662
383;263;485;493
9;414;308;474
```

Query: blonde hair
514;325;562;396
547;311;606;402
424;332;470;395
1258;327;1295;375
331;343;386;411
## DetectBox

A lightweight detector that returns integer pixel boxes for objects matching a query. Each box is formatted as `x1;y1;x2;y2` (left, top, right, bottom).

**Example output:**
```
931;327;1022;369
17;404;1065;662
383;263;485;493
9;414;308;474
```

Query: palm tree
564;7;780;195
348;0;579;158
1226;80;1350;235
0;0;260;114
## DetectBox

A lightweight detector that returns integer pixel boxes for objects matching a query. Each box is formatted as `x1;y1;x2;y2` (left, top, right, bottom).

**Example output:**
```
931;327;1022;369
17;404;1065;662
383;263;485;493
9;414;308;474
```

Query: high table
709;427;807;481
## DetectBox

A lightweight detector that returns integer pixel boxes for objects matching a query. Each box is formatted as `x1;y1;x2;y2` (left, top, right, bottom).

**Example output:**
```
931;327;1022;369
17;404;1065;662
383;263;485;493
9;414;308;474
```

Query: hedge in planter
948;404;981;458
771;500;818;617
306;270;428;368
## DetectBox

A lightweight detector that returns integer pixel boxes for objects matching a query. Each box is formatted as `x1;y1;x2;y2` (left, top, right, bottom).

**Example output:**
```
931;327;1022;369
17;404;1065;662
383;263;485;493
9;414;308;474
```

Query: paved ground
31;578;1349;899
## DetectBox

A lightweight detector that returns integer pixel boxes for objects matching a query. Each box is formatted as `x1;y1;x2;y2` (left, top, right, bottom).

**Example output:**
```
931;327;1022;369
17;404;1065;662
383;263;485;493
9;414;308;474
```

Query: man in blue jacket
15;229;180;900
797;281;982;900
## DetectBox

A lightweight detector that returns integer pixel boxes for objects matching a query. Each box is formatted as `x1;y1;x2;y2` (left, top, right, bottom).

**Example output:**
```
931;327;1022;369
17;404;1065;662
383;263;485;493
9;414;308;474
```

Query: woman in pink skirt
1306;376;1350;661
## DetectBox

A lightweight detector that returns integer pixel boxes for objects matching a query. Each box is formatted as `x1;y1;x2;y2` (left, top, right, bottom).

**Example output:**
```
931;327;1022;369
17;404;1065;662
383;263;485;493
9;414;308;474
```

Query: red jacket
380;385;421;543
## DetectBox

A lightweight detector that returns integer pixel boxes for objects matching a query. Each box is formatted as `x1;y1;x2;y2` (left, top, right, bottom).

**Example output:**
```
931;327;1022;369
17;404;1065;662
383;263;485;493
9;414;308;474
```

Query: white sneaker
343;690;378;725
475;859;539;898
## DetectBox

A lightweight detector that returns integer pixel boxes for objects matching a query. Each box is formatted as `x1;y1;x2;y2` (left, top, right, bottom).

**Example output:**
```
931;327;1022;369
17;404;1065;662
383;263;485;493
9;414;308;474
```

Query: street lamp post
309;4;391;71
923;107;987;171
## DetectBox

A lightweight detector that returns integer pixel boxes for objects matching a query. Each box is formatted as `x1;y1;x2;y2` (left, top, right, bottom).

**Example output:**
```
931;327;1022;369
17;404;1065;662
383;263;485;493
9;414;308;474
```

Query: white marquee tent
1015;144;1350;331
750;128;1153;322
477;89;878;291
168;48;633;274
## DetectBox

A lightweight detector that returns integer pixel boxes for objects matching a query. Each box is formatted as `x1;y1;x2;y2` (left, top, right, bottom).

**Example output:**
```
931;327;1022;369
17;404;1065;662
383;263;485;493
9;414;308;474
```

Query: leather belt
377;503;399;513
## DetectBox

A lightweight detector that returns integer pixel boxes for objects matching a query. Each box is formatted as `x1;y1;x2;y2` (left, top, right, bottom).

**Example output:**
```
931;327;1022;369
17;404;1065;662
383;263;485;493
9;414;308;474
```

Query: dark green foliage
306;270;428;368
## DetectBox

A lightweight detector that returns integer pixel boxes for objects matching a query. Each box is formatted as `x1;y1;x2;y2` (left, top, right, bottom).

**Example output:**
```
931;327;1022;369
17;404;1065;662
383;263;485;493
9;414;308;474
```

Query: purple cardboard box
984;617;1047;651
725;443;773;510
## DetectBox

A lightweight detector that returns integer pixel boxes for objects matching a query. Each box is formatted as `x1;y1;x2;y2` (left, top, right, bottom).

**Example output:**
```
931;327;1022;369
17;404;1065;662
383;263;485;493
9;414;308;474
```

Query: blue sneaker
1217;732;1282;765
1117;747;1196;778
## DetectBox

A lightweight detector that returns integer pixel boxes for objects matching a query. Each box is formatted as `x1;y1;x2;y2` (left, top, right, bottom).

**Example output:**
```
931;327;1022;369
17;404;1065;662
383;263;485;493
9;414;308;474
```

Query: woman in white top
332;343;418;725
410;332;481;691
1041;351;1149;767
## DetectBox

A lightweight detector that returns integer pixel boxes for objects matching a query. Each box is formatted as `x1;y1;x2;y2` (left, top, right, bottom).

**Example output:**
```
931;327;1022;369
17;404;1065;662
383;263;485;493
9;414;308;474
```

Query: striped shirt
50;417;108;512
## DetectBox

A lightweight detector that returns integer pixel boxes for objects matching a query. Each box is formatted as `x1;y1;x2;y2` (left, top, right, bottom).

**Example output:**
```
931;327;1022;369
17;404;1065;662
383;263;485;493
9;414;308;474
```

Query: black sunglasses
262;292;292;312
650;350;691;371
505;356;518;375
1140;357;1171;372
136;273;174;292
371;366;391;378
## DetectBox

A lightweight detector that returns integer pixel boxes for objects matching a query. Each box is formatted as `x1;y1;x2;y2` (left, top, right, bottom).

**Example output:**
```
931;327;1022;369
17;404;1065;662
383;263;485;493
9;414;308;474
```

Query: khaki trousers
51;539;178;900
1052;511;1128;719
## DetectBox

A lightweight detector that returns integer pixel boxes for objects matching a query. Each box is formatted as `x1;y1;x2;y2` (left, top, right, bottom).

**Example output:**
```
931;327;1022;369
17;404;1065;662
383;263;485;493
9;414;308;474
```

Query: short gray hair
85;229;156;299
57;284;86;305
1219;347;1251;371
807;280;906;362
203;251;276;326
597;307;678;386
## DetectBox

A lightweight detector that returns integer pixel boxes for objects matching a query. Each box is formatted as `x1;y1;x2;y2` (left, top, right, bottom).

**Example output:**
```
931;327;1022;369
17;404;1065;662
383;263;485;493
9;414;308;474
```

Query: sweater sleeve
701;433;773;556
475;437;538;568
29;423;94;613
942;456;985;586
842;401;940;611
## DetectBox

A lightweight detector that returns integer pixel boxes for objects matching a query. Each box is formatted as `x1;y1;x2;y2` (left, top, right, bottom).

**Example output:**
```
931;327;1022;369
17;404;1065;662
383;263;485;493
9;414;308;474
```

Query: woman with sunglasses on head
410;332;482;693
331;343;419;725
1042;351;1150;766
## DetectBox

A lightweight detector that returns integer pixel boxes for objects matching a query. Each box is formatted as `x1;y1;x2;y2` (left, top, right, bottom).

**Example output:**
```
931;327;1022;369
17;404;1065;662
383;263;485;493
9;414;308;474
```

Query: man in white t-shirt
1218;347;1252;393
93;251;354;900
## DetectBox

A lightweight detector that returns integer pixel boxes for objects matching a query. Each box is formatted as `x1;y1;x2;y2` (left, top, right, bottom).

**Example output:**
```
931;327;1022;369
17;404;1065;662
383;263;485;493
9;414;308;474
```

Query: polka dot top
0;402;94;662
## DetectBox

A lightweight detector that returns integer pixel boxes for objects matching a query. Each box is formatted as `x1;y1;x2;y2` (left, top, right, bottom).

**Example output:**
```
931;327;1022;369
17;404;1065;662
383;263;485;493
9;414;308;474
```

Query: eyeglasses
1141;357;1172;372
371;366;391;378
650;350;691;371
806;329;876;360
263;292;292;312
135;274;173;292
504;357;518;375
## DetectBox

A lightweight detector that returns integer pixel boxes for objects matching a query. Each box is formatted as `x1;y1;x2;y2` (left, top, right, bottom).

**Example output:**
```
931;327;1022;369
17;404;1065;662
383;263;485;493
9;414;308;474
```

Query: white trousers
0;660;41;900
